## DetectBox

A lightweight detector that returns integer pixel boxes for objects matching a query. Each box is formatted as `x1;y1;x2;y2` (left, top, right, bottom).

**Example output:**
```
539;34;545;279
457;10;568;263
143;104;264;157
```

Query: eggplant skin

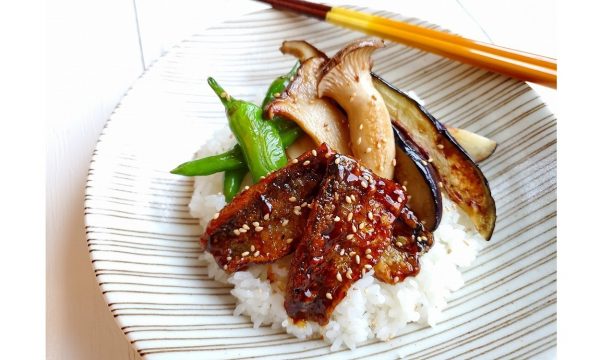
372;73;496;240
392;124;442;231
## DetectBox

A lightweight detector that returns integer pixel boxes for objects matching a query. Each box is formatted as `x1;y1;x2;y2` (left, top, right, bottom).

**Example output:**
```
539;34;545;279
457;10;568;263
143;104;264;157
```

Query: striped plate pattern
85;8;556;359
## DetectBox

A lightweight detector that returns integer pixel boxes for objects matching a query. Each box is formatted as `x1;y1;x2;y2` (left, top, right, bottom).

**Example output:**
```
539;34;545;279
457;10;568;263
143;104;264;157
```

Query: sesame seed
396;241;402;247
300;202;308;207
213;212;220;220
359;123;363;130
437;144;444;149
336;272;343;282
346;270;353;280
286;238;294;244
361;180;368;188
428;158;434;163
346;234;354;240
241;251;250;257
359;222;366;230
366;147;372;153
233;229;241;236
333;216;341;222
352;224;357;233
355;255;360;264
335;158;341;165
223;264;228;270
220;92;228;98
239;228;247;233
357;137;362;145
347;212;353;221
289;196;297;202
376;142;381;149
402;185;407;191
260;176;266;180
250;245;256;252
244;185;250;190
255;226;264;232
263;213;270;220
292;159;298;164
366;249;372;254
364;264;373;269
362;268;366;276
282;218;289;226
368;211;374;220
254;251;260;257
351;194;356;202
252;222;260;227
273;92;281;97
392;158;397;166
334;193;339;201
311;149;317;156
303;160;310;166
340;249;345;256
326;292;333;300
242;224;250;230
393;276;400;283
366;254;373;260
345;196;352;204
226;256;232;261
438;181;444;188
421;160;428;166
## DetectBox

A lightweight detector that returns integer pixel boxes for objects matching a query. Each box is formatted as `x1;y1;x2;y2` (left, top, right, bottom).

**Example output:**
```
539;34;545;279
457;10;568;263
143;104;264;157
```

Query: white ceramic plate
85;8;556;359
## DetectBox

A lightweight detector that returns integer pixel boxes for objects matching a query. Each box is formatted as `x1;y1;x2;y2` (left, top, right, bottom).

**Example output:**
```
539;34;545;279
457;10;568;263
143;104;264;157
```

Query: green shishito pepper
170;64;305;202
207;77;287;182
170;126;302;176
223;168;247;202
261;62;299;133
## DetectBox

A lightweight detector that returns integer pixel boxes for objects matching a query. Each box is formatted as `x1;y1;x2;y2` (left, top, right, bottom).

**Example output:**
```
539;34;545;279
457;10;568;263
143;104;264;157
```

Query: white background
46;1;556;359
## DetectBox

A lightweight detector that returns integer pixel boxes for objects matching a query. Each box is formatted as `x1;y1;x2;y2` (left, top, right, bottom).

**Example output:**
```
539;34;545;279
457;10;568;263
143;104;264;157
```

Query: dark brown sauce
202;144;433;325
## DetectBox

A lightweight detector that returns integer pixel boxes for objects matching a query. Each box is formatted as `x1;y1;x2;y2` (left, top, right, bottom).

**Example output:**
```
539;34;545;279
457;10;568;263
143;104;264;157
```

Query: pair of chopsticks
256;0;557;88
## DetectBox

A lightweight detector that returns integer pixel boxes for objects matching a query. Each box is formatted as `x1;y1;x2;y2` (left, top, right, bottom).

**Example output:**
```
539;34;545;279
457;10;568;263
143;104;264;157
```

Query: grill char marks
374;207;434;284
201;145;433;325
201;144;335;272
284;154;407;325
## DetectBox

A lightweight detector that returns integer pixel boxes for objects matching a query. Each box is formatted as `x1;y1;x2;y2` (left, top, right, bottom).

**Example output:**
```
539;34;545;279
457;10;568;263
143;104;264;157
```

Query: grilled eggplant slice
372;74;496;239
392;124;442;231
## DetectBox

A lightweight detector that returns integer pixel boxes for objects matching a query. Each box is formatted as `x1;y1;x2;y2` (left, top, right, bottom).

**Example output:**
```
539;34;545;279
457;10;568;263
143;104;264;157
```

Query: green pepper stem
287;61;300;77
207;77;234;107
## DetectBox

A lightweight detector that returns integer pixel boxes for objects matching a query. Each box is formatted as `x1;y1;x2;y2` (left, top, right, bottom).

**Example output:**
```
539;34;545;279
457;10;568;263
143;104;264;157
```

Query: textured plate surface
85;8;557;359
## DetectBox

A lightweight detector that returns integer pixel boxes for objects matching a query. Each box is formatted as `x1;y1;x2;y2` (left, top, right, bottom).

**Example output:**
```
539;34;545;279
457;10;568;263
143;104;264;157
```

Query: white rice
191;127;486;350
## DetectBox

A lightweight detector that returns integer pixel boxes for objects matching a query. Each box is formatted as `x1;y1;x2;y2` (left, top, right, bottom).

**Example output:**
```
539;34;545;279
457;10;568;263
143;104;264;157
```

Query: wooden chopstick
256;0;557;88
